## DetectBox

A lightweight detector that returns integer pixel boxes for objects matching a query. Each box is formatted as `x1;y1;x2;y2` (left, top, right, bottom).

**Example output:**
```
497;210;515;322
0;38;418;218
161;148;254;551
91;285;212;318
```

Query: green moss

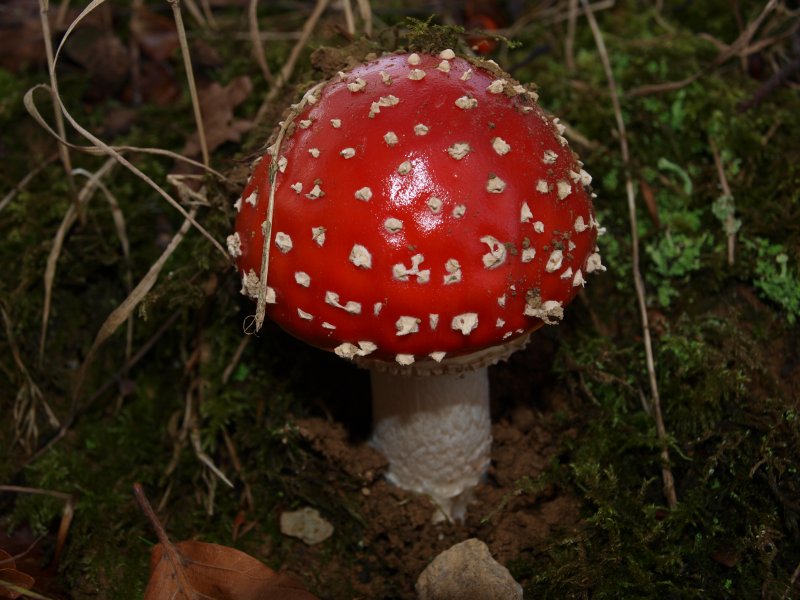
2;1;799;597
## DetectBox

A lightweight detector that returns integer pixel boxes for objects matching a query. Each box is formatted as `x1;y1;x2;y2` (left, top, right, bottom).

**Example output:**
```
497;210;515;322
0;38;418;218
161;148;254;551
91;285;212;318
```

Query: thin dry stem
356;0;373;36
0;485;75;568
55;0;71;28
253;82;326;331
508;0;614;35
0;153;58;213
3;302;60;451
25;84;226;256
342;0;355;35
133;483;195;592
38;0;77;213
40;159;116;365
709;137;736;266
180;0;207;29
248;0;275;84
628;0;779;97
221;427;254;509
72;207;199;403
580;0;678;508
221;336;250;384
169;0;210;167
253;0;332;127
198;0;217;29
565;0;579;71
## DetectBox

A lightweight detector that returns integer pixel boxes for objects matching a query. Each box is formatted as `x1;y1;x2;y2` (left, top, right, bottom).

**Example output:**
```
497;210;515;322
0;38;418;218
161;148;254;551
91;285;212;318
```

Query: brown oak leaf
0;549;35;599
143;540;319;600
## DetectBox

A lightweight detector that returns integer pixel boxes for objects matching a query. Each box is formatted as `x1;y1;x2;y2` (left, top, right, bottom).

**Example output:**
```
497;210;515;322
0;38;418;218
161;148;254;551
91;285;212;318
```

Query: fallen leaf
143;540;319;600
131;3;179;62
182;77;254;158
62;26;131;100
0;549;35;599
639;178;660;228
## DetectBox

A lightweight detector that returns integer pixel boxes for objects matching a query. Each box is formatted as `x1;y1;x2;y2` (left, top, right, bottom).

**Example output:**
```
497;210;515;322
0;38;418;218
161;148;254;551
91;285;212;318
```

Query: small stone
279;507;334;545
415;539;522;600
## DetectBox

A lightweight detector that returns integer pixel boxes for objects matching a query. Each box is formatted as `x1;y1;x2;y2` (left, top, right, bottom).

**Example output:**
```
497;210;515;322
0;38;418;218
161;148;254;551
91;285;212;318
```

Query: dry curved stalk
39;159;116;365
253;82;326;332
565;0;579;71
355;0;372;37
24;84;226;258
0;485;75;570
709;137;736;266
0;153;58;214
342;0;355;35
38;0;76;213
253;0;332;127
22;90;225;177
71;208;198;403
580;0;678;508
25;0;228;257
169;0;210;167
627;0;780;97
248;0;274;85
2;305;60;454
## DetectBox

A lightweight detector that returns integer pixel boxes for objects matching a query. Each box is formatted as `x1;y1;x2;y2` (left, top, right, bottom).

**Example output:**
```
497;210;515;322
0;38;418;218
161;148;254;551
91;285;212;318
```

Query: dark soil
285;341;580;597
2;2;799;599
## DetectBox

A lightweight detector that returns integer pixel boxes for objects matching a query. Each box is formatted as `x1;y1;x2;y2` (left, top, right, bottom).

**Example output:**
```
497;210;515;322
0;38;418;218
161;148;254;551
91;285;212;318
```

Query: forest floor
1;1;799;598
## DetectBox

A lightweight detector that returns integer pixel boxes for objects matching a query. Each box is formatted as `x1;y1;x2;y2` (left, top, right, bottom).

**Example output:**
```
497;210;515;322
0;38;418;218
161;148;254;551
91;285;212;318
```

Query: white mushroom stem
369;368;491;523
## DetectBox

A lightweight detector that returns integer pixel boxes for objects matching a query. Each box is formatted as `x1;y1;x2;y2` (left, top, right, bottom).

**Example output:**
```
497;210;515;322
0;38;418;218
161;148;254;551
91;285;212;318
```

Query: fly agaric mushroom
230;51;604;521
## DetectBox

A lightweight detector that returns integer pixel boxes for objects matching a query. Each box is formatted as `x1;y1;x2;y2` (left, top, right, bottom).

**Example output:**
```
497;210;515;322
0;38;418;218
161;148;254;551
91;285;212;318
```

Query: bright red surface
234;52;598;362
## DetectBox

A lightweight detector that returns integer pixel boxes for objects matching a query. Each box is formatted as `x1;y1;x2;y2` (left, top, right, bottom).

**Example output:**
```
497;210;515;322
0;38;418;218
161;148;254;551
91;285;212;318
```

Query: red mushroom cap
231;51;603;365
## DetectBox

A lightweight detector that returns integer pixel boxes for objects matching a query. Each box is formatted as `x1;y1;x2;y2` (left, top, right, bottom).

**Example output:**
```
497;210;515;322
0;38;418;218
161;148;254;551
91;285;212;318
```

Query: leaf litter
0;0;800;597
134;484;319;600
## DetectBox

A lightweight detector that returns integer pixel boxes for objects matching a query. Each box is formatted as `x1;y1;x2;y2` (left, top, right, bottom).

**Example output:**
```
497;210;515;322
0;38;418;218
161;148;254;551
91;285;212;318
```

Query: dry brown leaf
0;549;35;599
143;541;319;600
182;77;254;159
131;3;179;62
638;178;660;229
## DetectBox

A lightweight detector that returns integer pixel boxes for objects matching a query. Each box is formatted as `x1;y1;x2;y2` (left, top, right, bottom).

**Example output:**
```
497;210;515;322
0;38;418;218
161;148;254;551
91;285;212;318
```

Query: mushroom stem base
370;368;491;523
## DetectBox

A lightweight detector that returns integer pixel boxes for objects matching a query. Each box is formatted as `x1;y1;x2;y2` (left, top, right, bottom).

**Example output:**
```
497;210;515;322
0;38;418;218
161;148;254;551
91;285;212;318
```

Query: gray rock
416;538;523;600
279;507;334;545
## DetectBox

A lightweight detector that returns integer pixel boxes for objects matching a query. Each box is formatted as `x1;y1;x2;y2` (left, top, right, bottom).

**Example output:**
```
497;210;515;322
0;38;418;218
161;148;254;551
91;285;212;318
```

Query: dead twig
71;207;198;405
738;52;800;111
565;0;579;71
169;0;209;167
0;486;75;569
25;0;229;257
580;0;678;509
252;81;326;332
221;336;250;384
39;159;117;365
709;137;737;266
355;0;372;37
248;0;274;85
2;304;59;454
628;0;780;97
0;152;59;213
253;0;332;128
783;558;800;599
342;0;355;36
133;483;194;591
38;0;77;217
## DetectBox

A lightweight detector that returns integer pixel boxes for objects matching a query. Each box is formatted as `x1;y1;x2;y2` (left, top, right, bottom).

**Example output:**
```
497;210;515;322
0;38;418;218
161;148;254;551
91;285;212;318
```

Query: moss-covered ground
1;1;798;598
